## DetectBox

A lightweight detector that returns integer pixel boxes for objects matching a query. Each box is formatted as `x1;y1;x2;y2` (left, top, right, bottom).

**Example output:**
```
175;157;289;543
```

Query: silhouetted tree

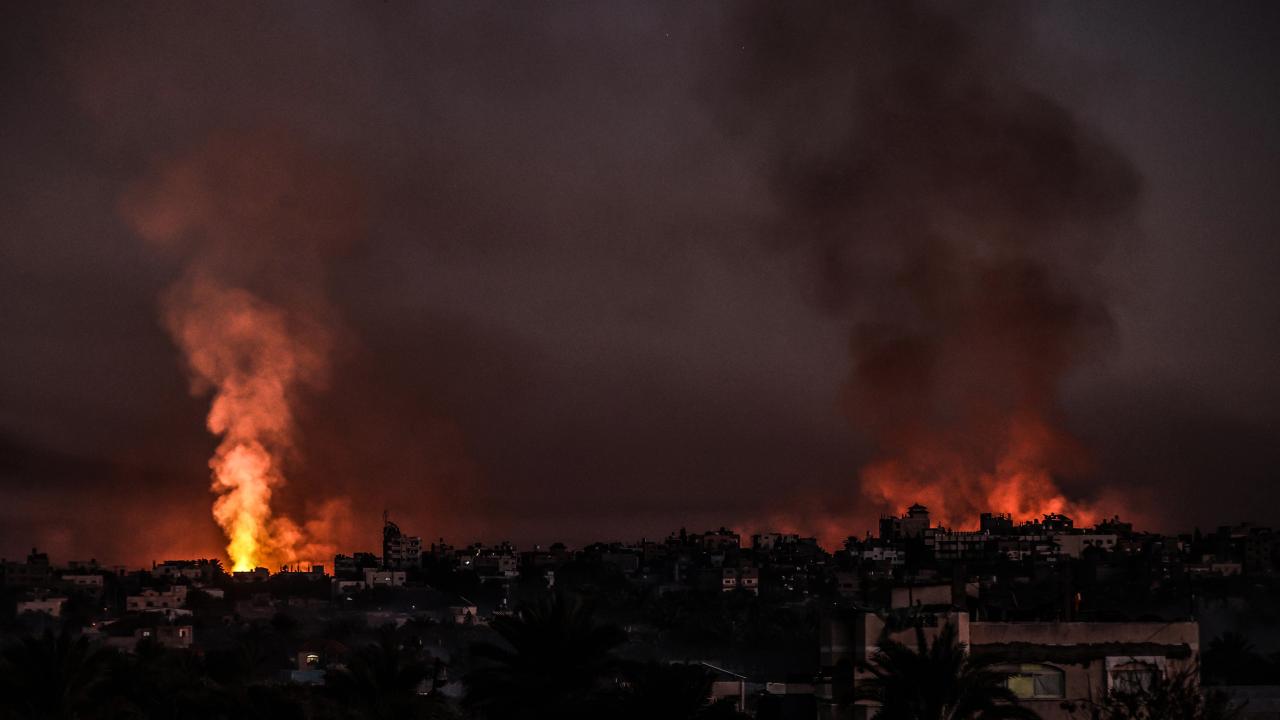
853;622;1041;720
463;592;628;720
1065;665;1242;720
1202;632;1275;685
0;628;114;720
325;624;454;719
621;661;749;720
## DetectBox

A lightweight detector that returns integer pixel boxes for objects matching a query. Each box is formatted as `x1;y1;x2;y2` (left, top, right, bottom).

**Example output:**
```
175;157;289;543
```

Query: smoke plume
722;2;1141;528
121;130;362;570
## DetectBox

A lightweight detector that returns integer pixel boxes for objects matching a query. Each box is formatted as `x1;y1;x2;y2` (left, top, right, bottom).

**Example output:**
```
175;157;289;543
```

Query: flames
212;443;275;571
860;412;1098;531
164;278;330;571
122;131;360;572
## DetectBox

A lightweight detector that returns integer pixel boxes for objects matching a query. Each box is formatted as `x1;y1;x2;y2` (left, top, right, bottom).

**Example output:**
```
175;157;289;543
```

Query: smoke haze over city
2;2;1280;566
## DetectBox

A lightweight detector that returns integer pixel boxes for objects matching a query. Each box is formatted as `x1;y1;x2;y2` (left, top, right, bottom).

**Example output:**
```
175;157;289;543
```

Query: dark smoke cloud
713;2;1142;527
1;2;1278;562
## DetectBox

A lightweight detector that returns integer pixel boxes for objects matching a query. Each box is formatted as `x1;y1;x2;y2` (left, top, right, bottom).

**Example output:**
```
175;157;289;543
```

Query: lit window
998;664;1065;699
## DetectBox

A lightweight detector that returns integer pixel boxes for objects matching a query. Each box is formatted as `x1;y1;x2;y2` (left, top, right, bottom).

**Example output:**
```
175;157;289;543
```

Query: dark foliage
854;622;1041;720
463;592;628;720
1064;665;1243;720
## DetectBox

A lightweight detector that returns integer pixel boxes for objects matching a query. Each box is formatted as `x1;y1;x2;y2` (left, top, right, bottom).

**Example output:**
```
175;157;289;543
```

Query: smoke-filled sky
2;2;1278;565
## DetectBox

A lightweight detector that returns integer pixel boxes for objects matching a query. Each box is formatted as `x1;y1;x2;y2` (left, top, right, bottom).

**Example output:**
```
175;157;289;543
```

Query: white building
127;586;189;612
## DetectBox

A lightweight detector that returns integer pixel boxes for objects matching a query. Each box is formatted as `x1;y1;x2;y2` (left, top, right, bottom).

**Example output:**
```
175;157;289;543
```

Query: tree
0;628;114;720
1065;665;1243;720
853;622;1041;720
1202;632;1275;685
463;592;628;720
325;625;454;720
620;662;749;720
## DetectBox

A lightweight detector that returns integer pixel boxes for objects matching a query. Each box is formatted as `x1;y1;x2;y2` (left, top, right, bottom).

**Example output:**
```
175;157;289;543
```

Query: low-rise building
363;568;407;587
60;573;105;588
17;596;66;616
820;610;1198;720
1053;533;1118;558
127;586;189;612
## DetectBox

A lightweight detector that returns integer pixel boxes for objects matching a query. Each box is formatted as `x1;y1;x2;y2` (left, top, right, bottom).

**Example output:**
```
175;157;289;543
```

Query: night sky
2;2;1278;565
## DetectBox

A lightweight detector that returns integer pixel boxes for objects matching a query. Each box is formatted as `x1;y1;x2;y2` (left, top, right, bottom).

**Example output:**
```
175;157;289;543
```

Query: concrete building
820;610;1199;720
232;567;270;582
16;596;66;616
474;553;519;580
930;530;993;561
105;624;194;652
2;549;53;588
60;573;105;588
126;586;189;612
699;528;742;551
717;566;760;595
383;517;423;570
363;568;407;587
879;504;931;540
1053;533;1119;558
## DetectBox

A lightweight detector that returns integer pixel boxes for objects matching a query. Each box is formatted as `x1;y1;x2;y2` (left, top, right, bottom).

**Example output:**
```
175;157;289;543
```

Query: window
1109;661;1158;693
997;664;1065;700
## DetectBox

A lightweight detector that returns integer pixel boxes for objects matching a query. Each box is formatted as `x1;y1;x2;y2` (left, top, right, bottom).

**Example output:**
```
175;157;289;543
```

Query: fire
121;132;362;573
860;412;1097;530
164;277;329;571
211;442;275;572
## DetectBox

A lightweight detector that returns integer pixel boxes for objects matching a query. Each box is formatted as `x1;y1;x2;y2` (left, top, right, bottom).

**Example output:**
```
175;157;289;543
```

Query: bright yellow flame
211;442;275;572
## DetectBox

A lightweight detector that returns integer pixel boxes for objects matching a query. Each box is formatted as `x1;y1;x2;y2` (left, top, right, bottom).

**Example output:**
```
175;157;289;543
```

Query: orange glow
860;412;1097;530
165;277;331;571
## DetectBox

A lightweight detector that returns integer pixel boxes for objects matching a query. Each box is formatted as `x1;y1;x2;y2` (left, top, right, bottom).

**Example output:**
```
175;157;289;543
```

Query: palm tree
0;628;115;720
854;622;1041;720
463;592;628;720
1202;632;1270;685
325;625;453;719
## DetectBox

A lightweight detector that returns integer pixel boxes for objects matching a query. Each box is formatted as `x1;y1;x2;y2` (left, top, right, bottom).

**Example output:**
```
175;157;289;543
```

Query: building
334;552;380;579
2;549;53;588
1053;533;1119;558
152;559;219;581
820;610;1199;720
930;530;993;561
126;586;189;612
699;528;742;551
16;596;66;616
980;513;1015;534
969;620;1198;720
59;573;105;588
383;516;423;569
879;504;931;540
104;623;195;652
363;568;407;587
473;552;519;580
716;566;760;595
